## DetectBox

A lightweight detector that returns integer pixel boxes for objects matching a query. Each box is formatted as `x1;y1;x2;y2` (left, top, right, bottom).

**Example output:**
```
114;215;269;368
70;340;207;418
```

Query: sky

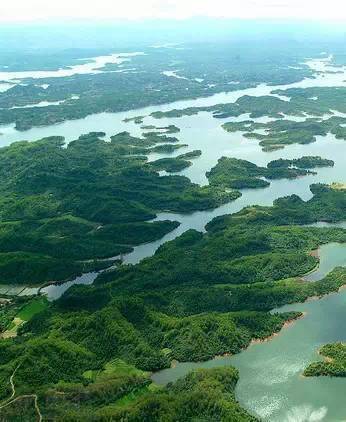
1;0;346;22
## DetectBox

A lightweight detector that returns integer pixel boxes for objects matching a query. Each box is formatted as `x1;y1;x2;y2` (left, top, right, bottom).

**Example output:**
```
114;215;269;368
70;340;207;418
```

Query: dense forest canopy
0;27;345;420
0;177;345;418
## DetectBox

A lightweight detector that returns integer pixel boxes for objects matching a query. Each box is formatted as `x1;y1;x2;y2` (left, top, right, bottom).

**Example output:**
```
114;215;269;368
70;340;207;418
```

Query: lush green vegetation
304;343;346;377
1;39;346;421
0;132;240;285
16;297;49;322
141;124;180;134
239;116;346;151
1;43;346;419
0;183;344;418
150;143;188;153
177;149;202;159
0;296;48;339
0;297;32;333
267;156;334;169
0;365;256;421
152;88;346;123
206;156;326;189
149;157;192;173
148;150;202;173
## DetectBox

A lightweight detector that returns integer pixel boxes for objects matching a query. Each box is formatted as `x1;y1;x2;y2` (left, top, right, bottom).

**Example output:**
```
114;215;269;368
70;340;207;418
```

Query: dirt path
0;394;42;421
0;363;42;421
34;395;43;422
0;364;20;405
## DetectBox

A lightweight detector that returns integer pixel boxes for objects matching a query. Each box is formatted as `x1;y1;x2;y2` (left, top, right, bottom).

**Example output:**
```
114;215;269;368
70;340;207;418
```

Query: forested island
0;176;345;418
206;156;333;189
304;343;346;377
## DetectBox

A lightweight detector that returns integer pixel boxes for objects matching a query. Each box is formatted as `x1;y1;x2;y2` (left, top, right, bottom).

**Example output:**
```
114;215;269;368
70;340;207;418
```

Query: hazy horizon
1;0;346;22
0;17;345;52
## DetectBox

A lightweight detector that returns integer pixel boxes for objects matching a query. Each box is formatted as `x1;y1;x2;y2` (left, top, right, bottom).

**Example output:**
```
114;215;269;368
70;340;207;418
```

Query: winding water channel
0;54;346;420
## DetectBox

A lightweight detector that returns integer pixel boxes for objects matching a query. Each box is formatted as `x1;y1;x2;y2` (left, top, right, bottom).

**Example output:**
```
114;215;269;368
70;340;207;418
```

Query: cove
151;244;346;421
304;243;346;282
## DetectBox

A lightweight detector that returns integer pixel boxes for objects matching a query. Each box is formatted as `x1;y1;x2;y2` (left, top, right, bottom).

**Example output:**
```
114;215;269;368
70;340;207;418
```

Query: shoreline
163;281;346;371
154;280;346;384
249;312;307;346
305;280;346;304
309;248;320;258
171;312;308;368
301;247;321;278
301;347;343;378
303;241;346;281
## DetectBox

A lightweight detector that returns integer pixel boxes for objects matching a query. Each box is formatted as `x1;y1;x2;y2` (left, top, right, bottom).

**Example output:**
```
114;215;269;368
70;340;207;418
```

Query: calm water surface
152;243;346;421
305;243;346;282
1;55;346;420
152;280;346;421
